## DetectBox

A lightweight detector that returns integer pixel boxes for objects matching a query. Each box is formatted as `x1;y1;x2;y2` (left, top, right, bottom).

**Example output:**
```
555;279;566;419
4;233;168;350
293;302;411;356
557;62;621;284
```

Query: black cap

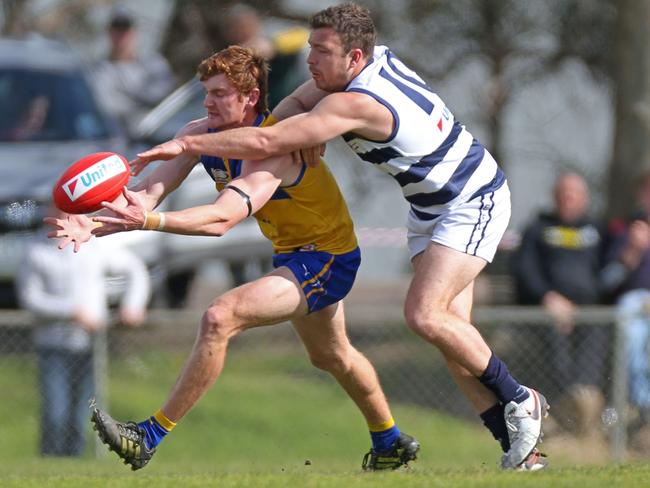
109;6;135;30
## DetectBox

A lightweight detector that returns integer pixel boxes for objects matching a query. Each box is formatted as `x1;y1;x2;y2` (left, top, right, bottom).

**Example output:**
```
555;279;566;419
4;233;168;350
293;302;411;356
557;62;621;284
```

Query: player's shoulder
316;90;376;115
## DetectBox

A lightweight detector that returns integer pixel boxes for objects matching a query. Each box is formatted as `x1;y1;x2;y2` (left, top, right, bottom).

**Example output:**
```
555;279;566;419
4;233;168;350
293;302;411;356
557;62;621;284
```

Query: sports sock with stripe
479;352;530;404
369;417;400;454
137;409;176;449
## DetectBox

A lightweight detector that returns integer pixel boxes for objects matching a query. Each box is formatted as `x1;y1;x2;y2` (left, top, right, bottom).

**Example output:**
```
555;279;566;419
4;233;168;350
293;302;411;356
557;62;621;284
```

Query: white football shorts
406;181;511;263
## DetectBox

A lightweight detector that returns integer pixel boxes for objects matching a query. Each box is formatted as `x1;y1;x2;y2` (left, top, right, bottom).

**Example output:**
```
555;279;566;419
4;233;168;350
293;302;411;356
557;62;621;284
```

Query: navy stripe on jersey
406;139;485;207
385;51;434;94
379;67;434;115
357;146;402;165
347;88;400;142
353;121;463;176
410;206;440;221
468;167;506;202
393;122;463;186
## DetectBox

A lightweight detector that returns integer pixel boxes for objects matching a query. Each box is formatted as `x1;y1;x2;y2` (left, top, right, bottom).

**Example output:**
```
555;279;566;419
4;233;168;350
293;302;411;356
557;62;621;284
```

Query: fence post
610;311;628;461
92;327;108;458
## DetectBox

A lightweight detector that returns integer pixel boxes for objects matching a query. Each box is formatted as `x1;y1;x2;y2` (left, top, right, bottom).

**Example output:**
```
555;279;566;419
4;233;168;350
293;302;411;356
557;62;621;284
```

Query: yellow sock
153;409;177;432
368;417;395;432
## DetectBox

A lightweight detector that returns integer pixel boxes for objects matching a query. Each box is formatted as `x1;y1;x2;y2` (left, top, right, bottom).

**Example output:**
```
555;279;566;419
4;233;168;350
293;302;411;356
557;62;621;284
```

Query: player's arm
272;80;329;166
134;91;389;164
272;79;329;120
92;155;292;237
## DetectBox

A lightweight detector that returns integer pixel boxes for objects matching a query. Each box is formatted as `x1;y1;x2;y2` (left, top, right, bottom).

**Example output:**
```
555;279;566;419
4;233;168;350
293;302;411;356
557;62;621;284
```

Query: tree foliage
363;0;616;167
607;0;650;218
160;0;306;80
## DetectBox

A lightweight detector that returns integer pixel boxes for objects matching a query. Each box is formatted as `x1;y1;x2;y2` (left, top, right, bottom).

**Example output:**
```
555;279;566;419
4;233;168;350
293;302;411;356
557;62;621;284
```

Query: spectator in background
223;4;275;59
223;3;309;109
92;6;175;135
602;171;650;436
513;172;607;437
6;94;50;141
16;206;150;457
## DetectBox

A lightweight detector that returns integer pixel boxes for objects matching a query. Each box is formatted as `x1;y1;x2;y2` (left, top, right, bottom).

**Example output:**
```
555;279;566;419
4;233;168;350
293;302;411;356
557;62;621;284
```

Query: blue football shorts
272;247;361;313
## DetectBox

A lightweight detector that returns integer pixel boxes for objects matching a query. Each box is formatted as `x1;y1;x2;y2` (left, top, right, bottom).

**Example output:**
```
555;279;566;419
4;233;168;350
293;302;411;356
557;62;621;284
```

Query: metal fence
0;305;641;462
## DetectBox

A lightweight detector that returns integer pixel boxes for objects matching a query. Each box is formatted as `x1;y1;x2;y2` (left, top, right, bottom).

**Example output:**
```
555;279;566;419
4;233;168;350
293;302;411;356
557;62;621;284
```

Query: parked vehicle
0;36;270;308
0;36;161;307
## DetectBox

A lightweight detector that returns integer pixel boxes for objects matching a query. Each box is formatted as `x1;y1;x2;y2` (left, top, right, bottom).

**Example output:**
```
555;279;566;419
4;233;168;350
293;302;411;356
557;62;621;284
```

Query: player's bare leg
292;300;391;425
405;243;491;376
92;267;308;469
405;242;547;469
445;283;499;414
161;267;308;420
292;300;419;469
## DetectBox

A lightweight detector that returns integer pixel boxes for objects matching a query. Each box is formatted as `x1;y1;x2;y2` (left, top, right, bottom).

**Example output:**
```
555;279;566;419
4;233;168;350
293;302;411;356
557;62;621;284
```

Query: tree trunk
1;0;28;36
608;0;650;219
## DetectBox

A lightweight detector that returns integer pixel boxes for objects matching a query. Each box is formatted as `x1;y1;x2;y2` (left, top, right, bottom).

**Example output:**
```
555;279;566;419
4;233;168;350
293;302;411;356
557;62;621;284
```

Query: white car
0;36;154;306
0;37;270;308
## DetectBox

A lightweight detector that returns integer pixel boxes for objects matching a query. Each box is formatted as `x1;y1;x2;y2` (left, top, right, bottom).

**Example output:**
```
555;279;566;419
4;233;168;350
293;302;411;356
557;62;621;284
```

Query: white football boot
501;387;549;469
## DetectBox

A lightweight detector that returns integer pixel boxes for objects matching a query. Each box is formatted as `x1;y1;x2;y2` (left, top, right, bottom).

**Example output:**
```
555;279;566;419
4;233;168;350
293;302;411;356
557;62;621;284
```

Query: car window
0;69;111;142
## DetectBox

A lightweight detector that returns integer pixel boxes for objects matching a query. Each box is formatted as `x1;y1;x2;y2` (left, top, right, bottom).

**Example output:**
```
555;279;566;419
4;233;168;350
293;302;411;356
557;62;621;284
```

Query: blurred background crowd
2;0;650;465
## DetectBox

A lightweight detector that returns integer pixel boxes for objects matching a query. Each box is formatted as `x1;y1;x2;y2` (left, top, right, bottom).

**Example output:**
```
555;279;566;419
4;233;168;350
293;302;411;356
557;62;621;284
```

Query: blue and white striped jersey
343;45;506;221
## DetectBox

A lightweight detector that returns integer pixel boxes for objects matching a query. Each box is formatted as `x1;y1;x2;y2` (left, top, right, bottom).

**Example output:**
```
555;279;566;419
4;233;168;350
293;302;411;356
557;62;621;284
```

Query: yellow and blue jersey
200;112;359;312
200;112;357;255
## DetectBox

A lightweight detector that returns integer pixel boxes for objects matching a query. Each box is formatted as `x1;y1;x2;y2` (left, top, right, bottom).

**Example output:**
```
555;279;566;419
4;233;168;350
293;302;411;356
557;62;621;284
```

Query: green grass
3;461;650;487
1;351;645;486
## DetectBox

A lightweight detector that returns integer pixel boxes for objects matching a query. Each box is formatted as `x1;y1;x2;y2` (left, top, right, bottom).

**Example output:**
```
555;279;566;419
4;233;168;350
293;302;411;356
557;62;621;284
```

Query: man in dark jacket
513;172;607;437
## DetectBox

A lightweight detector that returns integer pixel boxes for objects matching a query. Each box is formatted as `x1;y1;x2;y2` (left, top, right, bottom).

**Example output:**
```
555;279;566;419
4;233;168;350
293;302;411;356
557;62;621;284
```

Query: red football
52;152;130;214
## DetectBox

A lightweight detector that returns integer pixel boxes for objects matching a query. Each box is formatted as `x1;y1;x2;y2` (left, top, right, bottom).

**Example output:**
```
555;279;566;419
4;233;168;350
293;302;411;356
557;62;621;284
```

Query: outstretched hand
44;213;96;253
91;187;147;236
130;138;187;175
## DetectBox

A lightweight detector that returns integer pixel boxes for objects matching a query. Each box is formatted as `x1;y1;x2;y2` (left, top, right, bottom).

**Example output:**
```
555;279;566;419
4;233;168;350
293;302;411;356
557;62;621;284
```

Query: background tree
160;0;305;80
608;0;650;219
0;0;28;35
0;0;111;39
363;0;616;171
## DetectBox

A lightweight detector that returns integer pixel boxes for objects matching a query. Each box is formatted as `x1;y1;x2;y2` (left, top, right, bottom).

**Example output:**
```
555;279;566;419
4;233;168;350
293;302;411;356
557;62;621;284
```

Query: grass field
1;350;647;487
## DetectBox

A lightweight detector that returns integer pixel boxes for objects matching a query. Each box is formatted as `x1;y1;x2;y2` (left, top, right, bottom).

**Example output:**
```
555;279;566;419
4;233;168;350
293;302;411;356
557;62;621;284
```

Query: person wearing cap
92;7;175;135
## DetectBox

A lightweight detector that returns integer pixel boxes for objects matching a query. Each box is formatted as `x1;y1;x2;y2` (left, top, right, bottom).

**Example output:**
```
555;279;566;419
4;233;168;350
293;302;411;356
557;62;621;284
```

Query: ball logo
62;155;127;201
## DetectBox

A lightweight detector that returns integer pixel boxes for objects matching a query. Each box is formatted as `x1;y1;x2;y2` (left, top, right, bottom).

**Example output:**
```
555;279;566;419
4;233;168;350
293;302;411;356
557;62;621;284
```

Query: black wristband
224;185;252;217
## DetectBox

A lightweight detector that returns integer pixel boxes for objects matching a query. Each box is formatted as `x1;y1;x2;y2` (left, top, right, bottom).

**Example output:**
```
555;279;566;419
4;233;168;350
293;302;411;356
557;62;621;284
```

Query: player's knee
200;299;237;340
404;304;445;340
309;349;351;375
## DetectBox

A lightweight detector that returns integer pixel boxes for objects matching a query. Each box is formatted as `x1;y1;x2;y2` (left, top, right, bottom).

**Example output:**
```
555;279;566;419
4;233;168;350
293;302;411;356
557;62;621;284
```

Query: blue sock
480;403;510;452
137;416;170;449
370;425;401;453
479;352;529;404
